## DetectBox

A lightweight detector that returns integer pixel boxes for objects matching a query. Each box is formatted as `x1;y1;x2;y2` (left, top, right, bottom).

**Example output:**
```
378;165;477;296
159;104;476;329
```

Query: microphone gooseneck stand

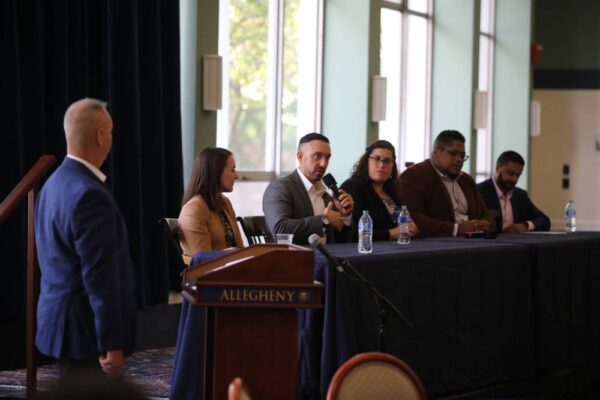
308;234;412;352
337;257;413;352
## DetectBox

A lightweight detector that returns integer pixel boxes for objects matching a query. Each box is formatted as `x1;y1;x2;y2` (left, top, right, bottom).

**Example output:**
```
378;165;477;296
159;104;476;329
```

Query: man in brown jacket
398;130;495;237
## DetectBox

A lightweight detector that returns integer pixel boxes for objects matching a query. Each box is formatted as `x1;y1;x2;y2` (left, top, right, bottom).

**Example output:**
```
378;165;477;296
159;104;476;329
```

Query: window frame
217;0;324;182
379;0;434;170
474;0;496;182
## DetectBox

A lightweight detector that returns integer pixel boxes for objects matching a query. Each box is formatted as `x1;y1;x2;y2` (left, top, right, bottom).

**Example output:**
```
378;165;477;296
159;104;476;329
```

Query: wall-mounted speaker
203;55;222;111
473;90;488;129
371;76;387;122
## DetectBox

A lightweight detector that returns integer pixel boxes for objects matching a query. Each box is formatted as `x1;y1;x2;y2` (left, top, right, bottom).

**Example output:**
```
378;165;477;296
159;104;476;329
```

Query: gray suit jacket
262;170;352;244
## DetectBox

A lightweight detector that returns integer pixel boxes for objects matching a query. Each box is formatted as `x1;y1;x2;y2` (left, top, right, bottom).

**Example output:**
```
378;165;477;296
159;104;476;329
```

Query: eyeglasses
441;148;469;161
369;155;394;166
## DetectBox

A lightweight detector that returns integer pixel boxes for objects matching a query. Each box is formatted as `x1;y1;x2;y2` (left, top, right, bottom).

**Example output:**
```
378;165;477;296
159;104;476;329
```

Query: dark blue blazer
477;178;551;232
35;157;136;360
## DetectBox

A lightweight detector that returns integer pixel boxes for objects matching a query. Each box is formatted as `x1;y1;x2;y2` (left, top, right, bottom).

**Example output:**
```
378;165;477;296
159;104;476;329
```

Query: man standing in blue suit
35;98;136;378
477;150;550;233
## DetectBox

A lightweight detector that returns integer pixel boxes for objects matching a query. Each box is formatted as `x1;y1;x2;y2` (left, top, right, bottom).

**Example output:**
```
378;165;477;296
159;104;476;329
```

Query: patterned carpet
0;347;174;399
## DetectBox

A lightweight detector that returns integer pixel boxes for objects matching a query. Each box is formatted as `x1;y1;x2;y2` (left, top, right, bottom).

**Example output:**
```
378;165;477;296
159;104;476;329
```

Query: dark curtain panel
0;0;184;324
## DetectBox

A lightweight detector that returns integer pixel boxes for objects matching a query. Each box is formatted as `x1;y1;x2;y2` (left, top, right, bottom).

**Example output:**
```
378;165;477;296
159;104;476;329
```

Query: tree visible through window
224;0;269;170
218;0;321;175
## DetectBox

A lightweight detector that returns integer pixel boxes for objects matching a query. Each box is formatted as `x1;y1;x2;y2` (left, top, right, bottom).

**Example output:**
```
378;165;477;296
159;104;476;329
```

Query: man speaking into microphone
263;133;354;244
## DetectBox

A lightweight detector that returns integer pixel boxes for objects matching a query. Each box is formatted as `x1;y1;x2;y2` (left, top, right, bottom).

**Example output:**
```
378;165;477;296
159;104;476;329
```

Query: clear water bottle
397;205;411;245
358;210;373;254
565;200;576;233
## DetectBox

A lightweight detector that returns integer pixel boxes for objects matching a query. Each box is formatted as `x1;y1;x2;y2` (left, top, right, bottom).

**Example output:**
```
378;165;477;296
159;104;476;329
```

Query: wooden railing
0;155;56;399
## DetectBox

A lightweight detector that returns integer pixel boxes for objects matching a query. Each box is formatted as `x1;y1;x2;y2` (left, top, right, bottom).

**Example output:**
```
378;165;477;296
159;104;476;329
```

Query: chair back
159;218;183;254
228;377;251;400
236;216;268;245
326;352;427;400
158;217;191;267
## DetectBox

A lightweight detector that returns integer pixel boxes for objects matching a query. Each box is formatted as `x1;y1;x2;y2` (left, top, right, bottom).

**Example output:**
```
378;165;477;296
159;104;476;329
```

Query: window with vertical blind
378;0;433;170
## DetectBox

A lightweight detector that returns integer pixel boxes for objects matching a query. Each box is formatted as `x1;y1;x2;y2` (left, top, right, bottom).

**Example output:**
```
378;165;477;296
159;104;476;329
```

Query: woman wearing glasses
340;140;419;242
178;147;243;256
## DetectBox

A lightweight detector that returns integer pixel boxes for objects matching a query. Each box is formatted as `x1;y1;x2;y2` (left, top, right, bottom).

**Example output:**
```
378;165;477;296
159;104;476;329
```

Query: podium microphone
308;234;344;272
322;173;351;212
309;235;413;335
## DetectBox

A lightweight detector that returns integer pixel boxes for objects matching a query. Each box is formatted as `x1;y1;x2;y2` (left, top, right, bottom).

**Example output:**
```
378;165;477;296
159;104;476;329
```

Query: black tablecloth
311;239;535;397
494;232;600;375
419;232;600;378
170;232;600;399
170;250;226;400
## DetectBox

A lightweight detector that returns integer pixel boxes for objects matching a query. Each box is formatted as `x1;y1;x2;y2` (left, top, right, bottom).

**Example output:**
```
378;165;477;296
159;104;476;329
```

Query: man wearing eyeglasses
398;130;495;237
477;150;550;233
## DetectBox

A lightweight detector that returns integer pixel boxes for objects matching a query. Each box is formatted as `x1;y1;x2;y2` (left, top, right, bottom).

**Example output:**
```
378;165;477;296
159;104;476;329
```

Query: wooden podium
182;244;323;400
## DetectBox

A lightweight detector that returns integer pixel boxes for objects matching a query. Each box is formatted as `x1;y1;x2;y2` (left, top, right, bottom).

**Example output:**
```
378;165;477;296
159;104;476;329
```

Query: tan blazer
178;195;243;256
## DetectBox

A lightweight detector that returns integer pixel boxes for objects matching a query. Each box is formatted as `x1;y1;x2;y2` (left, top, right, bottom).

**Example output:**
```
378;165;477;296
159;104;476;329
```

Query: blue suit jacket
477;178;551;232
35;157;136;360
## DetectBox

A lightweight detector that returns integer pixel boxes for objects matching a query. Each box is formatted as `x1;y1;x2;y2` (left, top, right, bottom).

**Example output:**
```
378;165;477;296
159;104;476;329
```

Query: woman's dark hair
182;147;233;212
351;140;400;200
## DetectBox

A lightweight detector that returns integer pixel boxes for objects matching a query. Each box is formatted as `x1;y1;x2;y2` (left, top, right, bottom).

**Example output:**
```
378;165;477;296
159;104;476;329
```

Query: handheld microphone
308;234;344;272
322;173;351;212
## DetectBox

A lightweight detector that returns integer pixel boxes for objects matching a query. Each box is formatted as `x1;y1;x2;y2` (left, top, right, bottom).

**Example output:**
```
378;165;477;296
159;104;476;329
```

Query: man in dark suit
262;133;354;244
398;130;495;237
35;98;136;378
477;150;550;232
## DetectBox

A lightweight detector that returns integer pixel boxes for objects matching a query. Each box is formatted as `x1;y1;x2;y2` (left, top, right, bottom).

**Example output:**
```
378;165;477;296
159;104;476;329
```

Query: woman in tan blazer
178;148;244;256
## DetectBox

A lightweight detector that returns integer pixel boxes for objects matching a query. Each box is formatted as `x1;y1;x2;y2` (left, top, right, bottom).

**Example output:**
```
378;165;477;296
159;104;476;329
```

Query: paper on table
523;231;567;235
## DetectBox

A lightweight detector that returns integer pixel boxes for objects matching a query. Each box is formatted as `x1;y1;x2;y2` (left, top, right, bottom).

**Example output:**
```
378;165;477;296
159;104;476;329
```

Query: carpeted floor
0;347;174;399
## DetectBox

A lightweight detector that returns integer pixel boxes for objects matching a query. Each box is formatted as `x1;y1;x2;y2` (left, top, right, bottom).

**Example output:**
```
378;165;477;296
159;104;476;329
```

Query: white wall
179;0;198;187
492;0;532;188
430;0;476;169
530;90;600;231
321;0;371;181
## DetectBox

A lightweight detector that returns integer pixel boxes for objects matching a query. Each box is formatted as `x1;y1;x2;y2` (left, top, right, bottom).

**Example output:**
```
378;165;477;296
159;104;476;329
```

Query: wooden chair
228;377;251;400
158;217;190;265
326;352;427;400
236;215;268;245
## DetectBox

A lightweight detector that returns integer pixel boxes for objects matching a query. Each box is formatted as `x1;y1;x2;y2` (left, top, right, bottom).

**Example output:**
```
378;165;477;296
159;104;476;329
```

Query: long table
305;238;535;398
170;232;600;400
487;232;600;376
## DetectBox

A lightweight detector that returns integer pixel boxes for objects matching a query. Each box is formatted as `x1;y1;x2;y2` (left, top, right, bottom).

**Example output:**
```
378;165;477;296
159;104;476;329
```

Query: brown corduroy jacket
398;160;494;237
